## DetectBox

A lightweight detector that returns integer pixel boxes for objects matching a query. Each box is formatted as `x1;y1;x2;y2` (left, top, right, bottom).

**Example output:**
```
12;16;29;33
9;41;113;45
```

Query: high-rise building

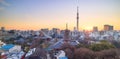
41;28;49;34
109;26;113;30
104;24;114;31
64;23;70;41
64;29;70;41
76;6;79;31
1;27;5;31
104;25;109;31
93;26;98;32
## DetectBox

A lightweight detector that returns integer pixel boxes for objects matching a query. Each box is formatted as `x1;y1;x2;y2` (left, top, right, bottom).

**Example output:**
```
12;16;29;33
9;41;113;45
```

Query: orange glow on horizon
83;26;92;31
1;24;120;31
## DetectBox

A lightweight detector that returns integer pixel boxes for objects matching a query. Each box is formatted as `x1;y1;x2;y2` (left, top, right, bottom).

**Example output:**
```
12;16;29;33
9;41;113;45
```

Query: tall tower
77;6;79;31
64;23;70;41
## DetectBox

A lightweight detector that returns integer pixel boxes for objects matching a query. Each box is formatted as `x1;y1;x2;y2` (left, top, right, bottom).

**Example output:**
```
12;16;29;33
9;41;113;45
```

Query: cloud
0;0;10;11
0;0;10;6
0;7;4;11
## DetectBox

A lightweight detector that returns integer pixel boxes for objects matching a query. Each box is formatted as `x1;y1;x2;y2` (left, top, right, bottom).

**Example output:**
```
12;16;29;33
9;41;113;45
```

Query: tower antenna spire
76;0;79;31
66;23;68;30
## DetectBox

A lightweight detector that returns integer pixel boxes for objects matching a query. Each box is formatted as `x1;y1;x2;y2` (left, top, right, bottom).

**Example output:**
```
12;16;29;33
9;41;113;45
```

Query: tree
101;49;118;59
89;40;115;51
74;48;94;59
61;43;75;59
112;41;120;48
94;51;104;59
76;43;89;48
64;48;74;59
30;46;47;59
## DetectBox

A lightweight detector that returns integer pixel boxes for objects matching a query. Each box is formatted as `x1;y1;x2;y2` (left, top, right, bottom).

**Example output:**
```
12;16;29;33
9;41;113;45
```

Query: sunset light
0;0;120;31
0;0;120;59
84;26;92;31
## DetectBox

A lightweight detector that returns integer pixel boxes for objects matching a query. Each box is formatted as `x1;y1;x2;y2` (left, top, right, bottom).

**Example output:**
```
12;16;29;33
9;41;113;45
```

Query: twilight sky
0;0;120;30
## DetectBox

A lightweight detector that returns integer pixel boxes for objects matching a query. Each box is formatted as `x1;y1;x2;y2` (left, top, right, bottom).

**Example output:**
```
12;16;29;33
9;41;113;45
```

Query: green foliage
89;41;115;51
76;44;90;48
100;40;108;43
24;47;30;53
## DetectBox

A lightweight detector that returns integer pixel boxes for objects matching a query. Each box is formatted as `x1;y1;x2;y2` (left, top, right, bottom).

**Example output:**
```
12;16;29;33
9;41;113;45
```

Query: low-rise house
9;45;21;53
55;50;68;59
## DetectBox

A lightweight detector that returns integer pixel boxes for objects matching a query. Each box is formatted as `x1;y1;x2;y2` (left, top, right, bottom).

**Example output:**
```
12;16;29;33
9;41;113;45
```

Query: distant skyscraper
66;23;68;30
64;23;70;42
76;6;79;31
93;26;98;32
104;24;114;31
104;25;109;31
109;26;113;30
1;27;5;32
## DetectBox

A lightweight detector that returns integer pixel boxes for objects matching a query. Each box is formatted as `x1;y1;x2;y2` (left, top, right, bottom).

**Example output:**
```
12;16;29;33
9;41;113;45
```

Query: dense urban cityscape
0;25;120;59
0;0;120;59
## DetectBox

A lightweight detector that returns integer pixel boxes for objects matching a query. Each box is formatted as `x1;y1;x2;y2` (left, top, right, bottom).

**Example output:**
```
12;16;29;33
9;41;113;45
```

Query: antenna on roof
66;23;68;30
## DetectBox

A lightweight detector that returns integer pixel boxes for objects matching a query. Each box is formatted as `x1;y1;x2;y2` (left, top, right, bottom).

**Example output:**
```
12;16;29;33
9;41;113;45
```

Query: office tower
109;26;113;30
1;27;5;31
93;26;98;32
104;24;114;31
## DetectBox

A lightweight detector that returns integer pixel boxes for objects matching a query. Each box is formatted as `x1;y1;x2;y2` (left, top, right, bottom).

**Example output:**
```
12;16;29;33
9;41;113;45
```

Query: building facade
104;25;114;31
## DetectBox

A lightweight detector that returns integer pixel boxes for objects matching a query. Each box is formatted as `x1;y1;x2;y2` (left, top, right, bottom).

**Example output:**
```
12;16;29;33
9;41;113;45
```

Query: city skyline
0;0;120;30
